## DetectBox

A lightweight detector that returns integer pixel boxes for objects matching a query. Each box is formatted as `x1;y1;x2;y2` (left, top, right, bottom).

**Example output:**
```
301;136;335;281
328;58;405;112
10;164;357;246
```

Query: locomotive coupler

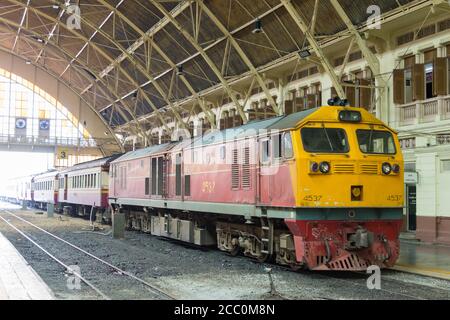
346;227;374;250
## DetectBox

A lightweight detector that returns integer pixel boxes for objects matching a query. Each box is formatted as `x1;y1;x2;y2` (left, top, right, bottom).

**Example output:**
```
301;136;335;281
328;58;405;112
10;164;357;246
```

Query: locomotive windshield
301;127;349;153
357;130;396;155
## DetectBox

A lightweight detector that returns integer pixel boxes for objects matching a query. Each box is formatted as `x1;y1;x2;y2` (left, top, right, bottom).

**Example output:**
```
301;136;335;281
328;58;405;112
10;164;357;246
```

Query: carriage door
258;137;271;205
151;156;167;198
64;174;68;201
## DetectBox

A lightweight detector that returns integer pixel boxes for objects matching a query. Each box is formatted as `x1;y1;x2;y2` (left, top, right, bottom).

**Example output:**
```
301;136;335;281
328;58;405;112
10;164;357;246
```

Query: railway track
1;207;448;300
0;209;176;300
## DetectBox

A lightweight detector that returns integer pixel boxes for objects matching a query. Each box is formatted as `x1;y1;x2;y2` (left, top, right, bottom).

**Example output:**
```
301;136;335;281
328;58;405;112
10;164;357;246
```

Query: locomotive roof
112;142;177;163
113;107;388;161
196;107;319;147
61;154;123;173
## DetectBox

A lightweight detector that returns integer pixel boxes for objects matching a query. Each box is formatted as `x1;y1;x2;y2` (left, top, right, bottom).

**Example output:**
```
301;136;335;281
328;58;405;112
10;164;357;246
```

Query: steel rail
0;213;110;300
0;209;176;300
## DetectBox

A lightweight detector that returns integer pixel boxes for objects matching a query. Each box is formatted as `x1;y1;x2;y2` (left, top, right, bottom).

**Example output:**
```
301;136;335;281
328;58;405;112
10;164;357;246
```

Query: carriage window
357;130;396;155
283;132;294;159
301;128;349;153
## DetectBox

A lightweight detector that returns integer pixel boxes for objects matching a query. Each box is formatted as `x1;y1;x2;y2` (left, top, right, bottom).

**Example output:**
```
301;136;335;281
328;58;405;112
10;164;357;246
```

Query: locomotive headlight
319;162;331;174
392;164;401;174
310;162;319;173
382;162;392;175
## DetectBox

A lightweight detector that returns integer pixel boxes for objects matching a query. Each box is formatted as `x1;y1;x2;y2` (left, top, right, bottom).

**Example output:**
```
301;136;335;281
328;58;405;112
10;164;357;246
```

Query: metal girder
151;0;249;123
6;0;168;139
34;5;66;63
95;0;216;129
330;0;382;79
12;0;30;52
197;0;281;116
98;1;284;126
96;1;191;81
0;13;149;141
280;0;346;99
339;38;355;80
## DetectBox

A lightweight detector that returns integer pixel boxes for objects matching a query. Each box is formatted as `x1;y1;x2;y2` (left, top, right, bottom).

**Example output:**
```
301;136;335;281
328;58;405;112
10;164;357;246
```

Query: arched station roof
0;0;429;143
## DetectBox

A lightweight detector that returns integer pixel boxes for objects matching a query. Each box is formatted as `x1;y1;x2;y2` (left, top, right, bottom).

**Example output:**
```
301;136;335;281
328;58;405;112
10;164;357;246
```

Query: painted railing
0;135;97;148
397;95;450;126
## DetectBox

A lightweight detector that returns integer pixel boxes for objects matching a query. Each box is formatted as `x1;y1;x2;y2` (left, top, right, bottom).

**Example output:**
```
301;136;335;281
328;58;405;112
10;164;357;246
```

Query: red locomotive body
110;107;404;271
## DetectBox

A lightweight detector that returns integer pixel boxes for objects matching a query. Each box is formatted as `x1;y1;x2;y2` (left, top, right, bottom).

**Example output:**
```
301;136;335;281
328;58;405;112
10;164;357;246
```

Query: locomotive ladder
260;212;274;255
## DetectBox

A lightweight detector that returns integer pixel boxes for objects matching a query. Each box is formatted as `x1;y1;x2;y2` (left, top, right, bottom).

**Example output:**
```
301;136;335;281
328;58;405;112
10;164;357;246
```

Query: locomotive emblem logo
15;118;27;129
39;119;50;130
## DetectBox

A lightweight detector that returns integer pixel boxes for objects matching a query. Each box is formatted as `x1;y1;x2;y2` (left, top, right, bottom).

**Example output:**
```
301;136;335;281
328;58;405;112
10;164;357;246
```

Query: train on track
1;106;404;271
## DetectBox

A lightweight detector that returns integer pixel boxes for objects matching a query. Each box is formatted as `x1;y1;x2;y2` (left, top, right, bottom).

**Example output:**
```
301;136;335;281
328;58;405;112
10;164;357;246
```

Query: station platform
394;239;450;280
0;232;54;300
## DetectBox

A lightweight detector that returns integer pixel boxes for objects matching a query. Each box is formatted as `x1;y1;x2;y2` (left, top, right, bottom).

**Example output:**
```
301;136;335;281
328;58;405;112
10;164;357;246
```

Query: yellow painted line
392;263;450;281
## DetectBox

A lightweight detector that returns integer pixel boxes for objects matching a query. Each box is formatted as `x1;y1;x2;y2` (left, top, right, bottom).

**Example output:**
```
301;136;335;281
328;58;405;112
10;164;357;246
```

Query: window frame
300;127;350;154
356;129;397;155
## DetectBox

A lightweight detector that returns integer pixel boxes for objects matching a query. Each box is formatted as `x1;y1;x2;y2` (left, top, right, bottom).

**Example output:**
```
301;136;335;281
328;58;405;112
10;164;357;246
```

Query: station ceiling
0;0;417;138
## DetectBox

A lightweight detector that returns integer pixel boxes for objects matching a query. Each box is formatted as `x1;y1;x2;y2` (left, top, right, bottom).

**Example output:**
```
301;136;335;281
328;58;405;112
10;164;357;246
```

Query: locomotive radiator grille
242;147;251;189
333;163;355;174
232;149;240;189
360;163;379;175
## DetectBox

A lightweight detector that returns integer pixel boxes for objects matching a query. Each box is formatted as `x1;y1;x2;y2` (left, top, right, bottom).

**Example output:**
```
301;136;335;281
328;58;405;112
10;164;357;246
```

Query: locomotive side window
261;140;270;164
273;135;282;159
356;130;396;155
283;132;294;159
301;128;349;153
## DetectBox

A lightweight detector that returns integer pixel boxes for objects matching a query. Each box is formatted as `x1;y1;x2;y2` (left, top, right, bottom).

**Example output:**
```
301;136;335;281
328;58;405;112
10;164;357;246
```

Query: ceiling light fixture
252;19;263;34
298;49;311;59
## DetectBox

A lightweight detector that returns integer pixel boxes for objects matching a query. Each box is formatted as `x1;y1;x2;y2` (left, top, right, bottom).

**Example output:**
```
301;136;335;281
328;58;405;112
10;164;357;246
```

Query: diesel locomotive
2;106;404;271
108;106;404;271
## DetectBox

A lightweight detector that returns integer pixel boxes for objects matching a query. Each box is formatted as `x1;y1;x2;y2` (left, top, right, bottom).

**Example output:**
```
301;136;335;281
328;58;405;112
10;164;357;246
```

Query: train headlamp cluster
319;162;331;174
310;161;331;174
382;163;401;175
382;163;392;175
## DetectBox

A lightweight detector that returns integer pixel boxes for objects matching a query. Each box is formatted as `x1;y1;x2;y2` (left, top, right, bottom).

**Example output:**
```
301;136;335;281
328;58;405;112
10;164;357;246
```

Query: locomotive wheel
229;245;241;257
257;253;271;263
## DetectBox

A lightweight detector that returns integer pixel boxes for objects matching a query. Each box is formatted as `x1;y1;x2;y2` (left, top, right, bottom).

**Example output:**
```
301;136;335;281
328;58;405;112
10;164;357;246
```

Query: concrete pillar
112;210;126;239
47;203;54;218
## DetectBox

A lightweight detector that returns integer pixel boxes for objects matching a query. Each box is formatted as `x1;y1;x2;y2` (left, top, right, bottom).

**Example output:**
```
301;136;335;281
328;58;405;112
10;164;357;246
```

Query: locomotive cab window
357;130;396;155
301;127;349;153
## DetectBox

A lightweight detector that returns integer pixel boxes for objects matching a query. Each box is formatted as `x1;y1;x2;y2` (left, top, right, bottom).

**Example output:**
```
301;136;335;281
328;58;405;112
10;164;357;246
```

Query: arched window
0;68;93;147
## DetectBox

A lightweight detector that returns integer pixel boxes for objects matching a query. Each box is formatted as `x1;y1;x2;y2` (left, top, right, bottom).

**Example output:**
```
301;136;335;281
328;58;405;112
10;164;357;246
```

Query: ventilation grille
242;147;251;189
360;163;379;175
328;254;369;271
232;149;240;189
333;163;355;174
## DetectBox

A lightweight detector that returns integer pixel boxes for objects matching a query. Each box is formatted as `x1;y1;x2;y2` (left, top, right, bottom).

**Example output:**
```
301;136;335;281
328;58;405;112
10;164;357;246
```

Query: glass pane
357;130;396;155
301;128;349;153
